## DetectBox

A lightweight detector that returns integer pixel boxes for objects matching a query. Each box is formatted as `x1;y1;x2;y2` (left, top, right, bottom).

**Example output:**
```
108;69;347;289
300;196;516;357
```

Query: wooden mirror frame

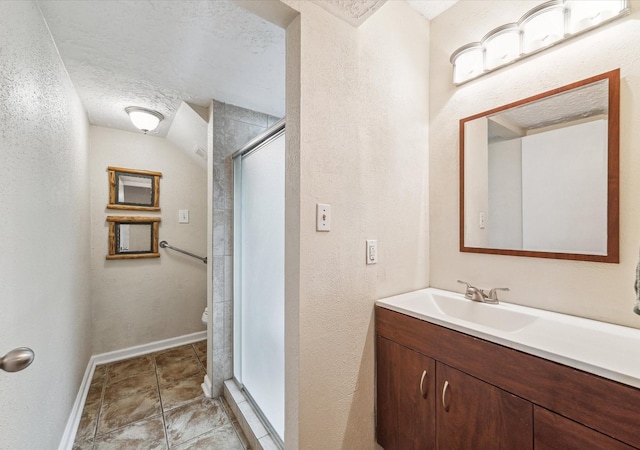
106;216;161;260
107;166;161;211
460;69;619;262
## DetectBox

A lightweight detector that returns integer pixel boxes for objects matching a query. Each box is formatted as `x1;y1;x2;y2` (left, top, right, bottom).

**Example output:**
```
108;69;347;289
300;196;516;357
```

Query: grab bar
159;240;207;264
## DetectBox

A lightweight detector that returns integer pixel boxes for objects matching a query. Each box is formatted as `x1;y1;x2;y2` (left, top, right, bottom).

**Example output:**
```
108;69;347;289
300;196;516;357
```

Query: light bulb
125;107;164;133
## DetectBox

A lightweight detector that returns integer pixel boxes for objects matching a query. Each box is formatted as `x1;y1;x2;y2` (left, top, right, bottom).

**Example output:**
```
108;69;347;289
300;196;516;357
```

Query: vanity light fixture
125;106;164;133
450;0;629;85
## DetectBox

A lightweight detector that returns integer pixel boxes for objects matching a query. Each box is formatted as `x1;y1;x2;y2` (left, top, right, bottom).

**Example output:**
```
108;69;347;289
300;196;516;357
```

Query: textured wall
208;101;279;396
0;1;91;448
283;1;430;447
89;126;207;353
430;1;640;328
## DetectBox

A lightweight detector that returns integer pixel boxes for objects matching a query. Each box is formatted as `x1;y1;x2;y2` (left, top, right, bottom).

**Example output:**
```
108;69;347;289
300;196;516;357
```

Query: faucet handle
457;280;473;294
488;287;509;301
457;280;483;300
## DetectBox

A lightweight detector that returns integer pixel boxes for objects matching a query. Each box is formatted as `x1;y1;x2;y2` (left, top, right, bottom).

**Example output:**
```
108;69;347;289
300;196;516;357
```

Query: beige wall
90;126;207;353
430;1;640;328
283;1;430;447
0;2;91;448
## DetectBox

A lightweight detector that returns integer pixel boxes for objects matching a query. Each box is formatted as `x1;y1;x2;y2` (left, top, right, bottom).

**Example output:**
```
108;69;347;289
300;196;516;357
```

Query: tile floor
73;340;249;449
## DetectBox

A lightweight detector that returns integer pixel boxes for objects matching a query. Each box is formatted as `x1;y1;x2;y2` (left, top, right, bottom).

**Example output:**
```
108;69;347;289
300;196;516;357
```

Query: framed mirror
460;69;619;262
107;166;161;211
106;216;161;259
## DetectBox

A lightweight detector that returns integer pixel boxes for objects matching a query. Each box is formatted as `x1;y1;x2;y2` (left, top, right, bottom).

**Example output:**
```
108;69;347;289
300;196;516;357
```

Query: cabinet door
376;336;436;450
437;362;533;450
534;406;635;450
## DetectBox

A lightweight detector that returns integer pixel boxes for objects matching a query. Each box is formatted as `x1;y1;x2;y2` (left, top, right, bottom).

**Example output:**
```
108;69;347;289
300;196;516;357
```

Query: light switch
366;239;378;264
316;203;331;231
479;212;486;229
179;210;189;224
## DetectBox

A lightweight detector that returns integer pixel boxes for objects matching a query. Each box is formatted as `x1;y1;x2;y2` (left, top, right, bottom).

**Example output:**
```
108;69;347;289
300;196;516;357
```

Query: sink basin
376;287;640;389
432;293;538;332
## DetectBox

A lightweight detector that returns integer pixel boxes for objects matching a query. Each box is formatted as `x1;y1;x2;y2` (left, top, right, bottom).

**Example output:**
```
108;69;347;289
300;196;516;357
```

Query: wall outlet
366;239;378;264
179;210;189;224
316;203;331;231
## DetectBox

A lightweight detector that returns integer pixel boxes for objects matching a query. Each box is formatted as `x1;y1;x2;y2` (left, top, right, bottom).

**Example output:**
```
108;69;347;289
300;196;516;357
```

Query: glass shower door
233;130;285;443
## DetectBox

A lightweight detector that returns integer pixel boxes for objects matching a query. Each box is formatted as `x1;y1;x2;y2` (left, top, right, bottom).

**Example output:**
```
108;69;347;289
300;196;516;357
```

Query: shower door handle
0;347;35;373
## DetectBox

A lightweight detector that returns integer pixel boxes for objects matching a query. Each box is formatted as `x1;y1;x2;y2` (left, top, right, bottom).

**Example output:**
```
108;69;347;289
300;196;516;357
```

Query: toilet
201;307;208;325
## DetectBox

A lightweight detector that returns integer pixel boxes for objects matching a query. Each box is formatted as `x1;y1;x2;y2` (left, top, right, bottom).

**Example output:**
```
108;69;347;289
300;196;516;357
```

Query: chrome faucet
457;280;509;305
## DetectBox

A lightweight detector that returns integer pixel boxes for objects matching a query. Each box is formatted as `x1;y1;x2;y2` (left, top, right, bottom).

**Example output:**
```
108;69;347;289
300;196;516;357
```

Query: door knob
0;347;34;373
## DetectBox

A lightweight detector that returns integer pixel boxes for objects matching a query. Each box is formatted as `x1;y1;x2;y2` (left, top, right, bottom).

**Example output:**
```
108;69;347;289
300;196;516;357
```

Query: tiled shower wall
210;100;280;395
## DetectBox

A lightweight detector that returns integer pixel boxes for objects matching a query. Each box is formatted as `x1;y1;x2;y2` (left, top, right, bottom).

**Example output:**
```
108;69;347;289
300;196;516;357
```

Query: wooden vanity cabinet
376;306;640;449
376;336;435;450
533;407;635;450
437;363;532;449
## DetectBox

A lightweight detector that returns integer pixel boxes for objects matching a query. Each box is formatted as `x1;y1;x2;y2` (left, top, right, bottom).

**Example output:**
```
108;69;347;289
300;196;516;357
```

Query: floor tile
164;398;229;447
159;373;204;412
108;355;155;383
76;342;245;450
91;365;108;385
193;340;206;359
103;371;158;403
72;438;94;450
173;423;244;450
85;382;104;404
156;356;204;386
93;415;166;450
233;421;251;450
97;389;161;435
75;399;101;443
155;345;197;368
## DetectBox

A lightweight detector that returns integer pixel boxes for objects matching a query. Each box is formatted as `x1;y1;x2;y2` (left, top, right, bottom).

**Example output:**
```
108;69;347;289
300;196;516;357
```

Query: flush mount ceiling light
125;106;164;133
450;0;629;86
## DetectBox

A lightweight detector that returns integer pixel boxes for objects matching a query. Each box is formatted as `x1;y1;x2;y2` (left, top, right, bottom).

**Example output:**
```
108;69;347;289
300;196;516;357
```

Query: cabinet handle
419;370;428;399
442;380;450;412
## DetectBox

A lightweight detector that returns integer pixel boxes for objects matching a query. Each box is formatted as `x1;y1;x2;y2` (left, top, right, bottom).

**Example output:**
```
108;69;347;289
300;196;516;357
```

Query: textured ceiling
494;80;609;132
310;0;387;26
37;0;456;137
37;0;285;136
406;0;459;20
312;0;458;25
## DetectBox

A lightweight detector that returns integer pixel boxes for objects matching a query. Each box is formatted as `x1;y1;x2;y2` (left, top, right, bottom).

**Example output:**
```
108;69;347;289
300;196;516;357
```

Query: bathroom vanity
375;289;640;449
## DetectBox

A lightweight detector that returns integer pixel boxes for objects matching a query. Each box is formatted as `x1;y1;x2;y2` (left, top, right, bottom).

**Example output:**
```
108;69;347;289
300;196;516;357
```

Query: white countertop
376;288;640;389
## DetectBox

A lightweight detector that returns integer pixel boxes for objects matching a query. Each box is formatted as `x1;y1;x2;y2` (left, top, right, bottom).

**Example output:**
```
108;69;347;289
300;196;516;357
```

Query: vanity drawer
534;407;635;450
376;306;640;448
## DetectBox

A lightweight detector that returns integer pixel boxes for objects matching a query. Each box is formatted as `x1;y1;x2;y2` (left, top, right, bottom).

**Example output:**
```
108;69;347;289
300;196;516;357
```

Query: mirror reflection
106;216;160;259
107;166;161;211
460;69;619;262
117;224;152;253
117;174;153;206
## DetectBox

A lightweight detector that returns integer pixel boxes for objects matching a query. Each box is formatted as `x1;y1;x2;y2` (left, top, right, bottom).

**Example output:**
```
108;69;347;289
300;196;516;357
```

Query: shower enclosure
233;121;285;445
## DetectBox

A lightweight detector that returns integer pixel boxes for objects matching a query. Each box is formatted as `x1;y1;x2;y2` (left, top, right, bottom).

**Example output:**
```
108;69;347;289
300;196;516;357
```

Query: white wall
464;117;490;247
430;0;640;327
0;2;91;448
282;1;430;447
89;126;207;353
488;138;523;249
521;120;607;254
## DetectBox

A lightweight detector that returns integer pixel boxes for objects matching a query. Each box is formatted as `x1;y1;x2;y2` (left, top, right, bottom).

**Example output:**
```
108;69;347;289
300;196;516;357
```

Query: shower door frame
232;120;285;447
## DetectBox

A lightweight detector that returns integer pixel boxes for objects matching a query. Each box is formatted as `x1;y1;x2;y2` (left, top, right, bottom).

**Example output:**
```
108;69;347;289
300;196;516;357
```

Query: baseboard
201;374;213;398
93;330;207;365
58;330;207;450
58;357;97;450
